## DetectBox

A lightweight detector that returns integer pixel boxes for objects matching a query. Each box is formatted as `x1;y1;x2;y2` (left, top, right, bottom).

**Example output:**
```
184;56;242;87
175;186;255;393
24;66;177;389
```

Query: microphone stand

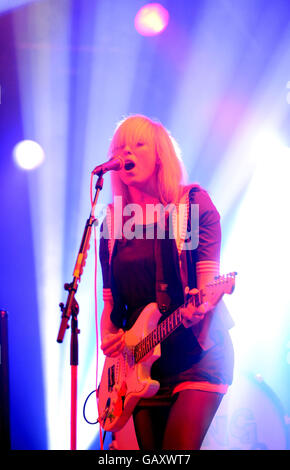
57;172;104;450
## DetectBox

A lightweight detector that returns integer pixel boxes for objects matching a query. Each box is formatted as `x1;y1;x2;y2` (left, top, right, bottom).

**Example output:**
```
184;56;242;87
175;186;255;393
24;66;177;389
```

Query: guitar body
97;302;162;432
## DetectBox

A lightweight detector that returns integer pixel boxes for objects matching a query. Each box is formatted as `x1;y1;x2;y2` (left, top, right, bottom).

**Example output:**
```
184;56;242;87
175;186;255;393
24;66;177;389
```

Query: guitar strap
154;234;171;314
154;187;195;315
154;216;184;315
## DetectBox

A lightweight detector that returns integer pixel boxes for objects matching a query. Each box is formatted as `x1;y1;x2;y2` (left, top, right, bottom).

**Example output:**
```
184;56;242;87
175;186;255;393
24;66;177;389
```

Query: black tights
133;389;223;450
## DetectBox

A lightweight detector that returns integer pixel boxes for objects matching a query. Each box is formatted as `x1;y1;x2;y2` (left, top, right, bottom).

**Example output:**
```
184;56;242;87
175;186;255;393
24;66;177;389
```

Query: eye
113;145;125;155
136;142;145;147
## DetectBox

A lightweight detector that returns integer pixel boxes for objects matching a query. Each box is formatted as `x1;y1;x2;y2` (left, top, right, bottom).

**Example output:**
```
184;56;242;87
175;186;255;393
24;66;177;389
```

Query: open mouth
124;159;135;171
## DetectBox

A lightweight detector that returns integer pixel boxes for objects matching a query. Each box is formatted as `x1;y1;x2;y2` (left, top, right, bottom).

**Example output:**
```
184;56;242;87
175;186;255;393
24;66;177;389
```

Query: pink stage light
134;3;169;36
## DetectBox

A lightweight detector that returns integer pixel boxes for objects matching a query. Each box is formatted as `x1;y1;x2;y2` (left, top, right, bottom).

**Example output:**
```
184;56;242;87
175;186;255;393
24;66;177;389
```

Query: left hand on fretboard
180;287;213;328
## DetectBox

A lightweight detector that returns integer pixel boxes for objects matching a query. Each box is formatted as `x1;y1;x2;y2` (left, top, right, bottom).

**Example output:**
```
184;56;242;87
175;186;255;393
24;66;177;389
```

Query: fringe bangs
109;115;187;205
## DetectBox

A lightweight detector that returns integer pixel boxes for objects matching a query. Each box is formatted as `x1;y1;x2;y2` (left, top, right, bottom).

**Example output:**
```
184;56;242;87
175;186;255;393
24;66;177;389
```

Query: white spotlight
13;139;45;170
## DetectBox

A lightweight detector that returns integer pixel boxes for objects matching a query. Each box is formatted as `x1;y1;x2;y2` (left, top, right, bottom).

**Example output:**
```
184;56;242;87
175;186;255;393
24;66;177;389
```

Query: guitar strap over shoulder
154;208;186;316
154;235;171;314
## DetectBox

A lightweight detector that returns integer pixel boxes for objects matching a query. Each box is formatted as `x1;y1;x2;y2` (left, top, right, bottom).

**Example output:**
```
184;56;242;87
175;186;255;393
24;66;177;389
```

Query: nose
123;145;133;156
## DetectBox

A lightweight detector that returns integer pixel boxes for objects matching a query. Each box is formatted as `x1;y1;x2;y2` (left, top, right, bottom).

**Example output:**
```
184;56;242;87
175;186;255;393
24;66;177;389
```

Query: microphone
92;157;135;175
92;156;124;175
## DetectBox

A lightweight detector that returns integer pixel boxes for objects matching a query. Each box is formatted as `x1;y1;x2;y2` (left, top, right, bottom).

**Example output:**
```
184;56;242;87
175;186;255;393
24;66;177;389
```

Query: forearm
100;300;125;357
182;261;219;328
196;260;219;290
100;300;118;341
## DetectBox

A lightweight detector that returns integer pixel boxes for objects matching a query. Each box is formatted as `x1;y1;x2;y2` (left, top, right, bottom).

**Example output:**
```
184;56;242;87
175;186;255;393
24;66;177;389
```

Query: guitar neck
134;291;202;364
133;272;236;364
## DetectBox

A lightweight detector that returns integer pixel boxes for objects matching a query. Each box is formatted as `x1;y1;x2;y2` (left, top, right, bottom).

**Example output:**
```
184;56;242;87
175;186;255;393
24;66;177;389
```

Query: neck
126;183;160;225
128;186;160;206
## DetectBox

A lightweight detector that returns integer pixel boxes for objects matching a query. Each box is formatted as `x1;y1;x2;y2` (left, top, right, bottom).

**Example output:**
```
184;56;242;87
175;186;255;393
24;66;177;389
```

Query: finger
102;338;125;357
181;303;202;317
188;288;199;295
101;330;124;349
183;311;205;321
105;348;122;358
101;334;125;352
180;305;205;328
182;314;205;328
196;302;213;314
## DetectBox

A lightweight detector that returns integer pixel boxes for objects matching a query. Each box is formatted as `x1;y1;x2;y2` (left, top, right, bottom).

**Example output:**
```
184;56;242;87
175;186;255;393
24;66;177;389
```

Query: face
113;127;158;190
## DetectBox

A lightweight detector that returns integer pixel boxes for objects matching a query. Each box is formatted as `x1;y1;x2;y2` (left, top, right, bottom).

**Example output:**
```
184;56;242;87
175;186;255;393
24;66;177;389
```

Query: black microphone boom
92;156;124;175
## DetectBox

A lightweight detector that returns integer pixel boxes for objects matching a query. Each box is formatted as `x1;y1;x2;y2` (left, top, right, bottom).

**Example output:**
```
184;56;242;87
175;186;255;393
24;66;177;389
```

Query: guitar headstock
213;272;237;294
203;272;237;305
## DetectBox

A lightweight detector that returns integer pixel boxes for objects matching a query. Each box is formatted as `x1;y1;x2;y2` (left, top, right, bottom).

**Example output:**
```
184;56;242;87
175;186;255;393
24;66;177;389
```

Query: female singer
99;114;234;450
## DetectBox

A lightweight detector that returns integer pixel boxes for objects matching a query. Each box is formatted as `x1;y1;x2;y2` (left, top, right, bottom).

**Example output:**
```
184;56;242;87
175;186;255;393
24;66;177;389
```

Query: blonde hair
108;114;188;205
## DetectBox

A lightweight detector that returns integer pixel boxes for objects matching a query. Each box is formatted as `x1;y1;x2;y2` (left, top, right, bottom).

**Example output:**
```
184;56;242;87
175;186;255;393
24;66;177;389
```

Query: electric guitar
97;272;237;432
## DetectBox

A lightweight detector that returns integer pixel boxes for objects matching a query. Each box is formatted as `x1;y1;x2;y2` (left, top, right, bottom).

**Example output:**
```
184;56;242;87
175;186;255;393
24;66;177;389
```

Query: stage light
286;81;290;105
221;132;290;380
287;341;290;365
134;3;169;36
0;0;43;14
13;139;45;170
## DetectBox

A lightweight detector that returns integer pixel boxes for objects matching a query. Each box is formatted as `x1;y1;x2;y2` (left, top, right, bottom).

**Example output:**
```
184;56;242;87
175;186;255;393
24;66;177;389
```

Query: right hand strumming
100;329;125;357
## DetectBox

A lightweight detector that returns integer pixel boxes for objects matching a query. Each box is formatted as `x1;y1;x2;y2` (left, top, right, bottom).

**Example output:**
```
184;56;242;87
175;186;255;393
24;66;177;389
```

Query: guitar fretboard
132;272;236;364
133;292;201;363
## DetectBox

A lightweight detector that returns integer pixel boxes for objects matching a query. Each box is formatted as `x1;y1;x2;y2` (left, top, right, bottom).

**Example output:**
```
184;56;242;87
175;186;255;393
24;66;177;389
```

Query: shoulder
180;183;208;200
182;184;219;216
